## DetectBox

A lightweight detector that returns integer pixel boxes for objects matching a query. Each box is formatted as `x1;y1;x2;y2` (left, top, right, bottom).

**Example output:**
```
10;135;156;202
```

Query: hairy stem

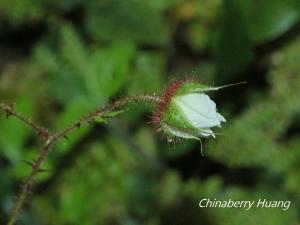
0;102;51;139
7;141;53;225
54;95;161;140
4;94;161;225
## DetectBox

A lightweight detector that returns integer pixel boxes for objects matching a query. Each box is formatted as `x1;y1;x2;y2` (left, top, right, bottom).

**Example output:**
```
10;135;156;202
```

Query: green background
1;0;300;224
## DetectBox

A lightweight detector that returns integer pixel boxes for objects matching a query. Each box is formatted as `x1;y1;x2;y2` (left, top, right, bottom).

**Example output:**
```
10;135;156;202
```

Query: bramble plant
1;0;300;224
0;78;243;225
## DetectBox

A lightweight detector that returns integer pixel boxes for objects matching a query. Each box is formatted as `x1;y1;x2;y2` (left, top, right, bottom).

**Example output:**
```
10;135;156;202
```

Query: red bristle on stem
151;79;187;125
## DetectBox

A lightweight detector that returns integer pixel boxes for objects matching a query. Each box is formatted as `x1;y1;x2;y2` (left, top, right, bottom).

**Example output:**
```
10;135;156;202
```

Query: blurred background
1;0;300;224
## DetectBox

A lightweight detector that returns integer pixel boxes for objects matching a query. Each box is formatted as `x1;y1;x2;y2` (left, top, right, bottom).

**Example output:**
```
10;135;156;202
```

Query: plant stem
54;95;161;140
7;141;53;225
5;94;161;225
0;102;51;139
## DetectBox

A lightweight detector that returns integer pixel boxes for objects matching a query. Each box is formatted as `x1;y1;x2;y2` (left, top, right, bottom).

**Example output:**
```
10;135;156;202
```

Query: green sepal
175;82;246;96
162;99;198;133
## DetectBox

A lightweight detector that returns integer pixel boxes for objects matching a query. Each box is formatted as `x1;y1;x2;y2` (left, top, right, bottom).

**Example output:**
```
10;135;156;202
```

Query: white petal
174;93;222;128
217;113;226;122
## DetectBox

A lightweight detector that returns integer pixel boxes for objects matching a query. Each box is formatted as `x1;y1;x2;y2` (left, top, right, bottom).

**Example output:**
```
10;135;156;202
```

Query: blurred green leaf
128;52;165;94
214;0;254;81
33;137;142;225
85;0;170;45
235;0;300;43
207;36;300;168
35;24;136;106
0;0;44;23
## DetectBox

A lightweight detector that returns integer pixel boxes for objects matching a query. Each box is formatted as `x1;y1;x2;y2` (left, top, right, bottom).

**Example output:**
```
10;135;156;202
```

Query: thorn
9;102;15;108
22;159;41;170
5;111;12;118
4;109;12;118
155;127;162;132
36;130;50;139
22;160;35;167
2;102;15;118
38;168;51;173
63;135;70;142
46;138;52;145
75;122;81;128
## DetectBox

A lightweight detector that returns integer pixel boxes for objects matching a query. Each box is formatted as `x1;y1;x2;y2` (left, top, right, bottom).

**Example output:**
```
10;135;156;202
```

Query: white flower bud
171;93;226;139
152;79;239;141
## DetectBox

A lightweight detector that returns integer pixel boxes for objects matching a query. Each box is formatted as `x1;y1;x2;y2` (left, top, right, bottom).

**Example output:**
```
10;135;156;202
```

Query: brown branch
5;94;161;225
0;101;51;139
7;140;54;225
